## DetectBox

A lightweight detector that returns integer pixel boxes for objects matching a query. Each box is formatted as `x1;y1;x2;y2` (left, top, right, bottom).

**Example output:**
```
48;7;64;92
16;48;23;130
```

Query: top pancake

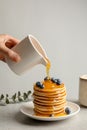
34;79;65;93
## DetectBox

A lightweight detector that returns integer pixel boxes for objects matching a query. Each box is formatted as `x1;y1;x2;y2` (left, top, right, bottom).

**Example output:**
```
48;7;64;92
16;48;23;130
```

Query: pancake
33;78;67;117
34;98;66;105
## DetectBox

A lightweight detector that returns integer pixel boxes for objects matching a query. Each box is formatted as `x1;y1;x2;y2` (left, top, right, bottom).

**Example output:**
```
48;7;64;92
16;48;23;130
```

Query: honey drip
46;58;51;79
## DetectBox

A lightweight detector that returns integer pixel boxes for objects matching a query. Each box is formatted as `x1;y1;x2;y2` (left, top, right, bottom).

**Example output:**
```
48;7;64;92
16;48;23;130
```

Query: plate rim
20;101;80;121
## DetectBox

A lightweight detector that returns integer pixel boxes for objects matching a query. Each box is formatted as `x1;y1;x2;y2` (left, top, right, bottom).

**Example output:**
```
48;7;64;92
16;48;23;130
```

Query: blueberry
56;79;62;85
36;81;41;86
49;114;54;117
36;82;44;89
40;84;44;89
44;76;49;80
54;79;58;83
65;107;71;114
51;77;56;83
51;78;62;85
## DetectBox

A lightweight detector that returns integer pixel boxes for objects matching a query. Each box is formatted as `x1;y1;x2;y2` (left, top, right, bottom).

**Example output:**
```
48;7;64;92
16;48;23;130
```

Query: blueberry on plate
49;114;54;117
36;82;44;89
65;107;71;114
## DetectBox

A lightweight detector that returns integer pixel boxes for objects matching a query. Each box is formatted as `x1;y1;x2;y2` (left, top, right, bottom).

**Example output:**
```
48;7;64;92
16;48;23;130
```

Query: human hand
0;34;21;62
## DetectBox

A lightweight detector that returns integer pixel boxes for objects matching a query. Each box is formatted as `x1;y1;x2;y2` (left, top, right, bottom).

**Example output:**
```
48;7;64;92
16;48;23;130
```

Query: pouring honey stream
45;58;51;79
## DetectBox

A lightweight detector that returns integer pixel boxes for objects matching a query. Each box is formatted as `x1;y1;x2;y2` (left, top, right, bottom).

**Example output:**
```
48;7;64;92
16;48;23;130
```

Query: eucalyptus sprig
0;90;32;105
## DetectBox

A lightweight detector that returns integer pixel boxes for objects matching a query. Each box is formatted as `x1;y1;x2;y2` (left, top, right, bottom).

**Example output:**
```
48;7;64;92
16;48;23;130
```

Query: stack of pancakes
33;78;67;117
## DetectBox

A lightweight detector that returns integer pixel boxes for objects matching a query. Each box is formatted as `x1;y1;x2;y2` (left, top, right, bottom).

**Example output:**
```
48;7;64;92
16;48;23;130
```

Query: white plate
20;101;80;121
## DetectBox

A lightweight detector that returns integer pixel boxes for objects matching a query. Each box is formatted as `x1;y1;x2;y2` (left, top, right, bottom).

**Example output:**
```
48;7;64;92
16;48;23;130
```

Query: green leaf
12;93;16;102
27;90;31;96
0;94;4;100
18;97;23;102
0;90;32;105
18;91;21;97
6;98;9;104
6;94;9;97
23;93;28;100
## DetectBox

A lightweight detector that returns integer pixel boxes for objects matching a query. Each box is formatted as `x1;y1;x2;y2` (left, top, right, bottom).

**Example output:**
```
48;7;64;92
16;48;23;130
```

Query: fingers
5;41;18;48
5;35;20;48
1;46;21;62
0;34;21;62
7;50;21;62
0;54;5;62
7;35;20;44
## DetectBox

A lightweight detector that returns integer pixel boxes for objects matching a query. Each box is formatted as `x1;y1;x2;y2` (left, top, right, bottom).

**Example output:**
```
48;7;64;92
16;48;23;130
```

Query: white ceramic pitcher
6;35;49;75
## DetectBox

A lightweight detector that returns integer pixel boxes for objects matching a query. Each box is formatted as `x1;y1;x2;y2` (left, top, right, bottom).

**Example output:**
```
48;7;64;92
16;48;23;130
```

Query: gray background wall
0;0;87;100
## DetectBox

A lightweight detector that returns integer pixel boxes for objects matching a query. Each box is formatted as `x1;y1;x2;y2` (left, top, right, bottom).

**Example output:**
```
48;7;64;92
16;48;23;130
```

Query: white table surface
0;99;87;130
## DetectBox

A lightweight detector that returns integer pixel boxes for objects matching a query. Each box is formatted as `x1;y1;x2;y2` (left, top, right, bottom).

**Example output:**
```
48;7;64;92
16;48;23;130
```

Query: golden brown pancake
33;78;67;117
